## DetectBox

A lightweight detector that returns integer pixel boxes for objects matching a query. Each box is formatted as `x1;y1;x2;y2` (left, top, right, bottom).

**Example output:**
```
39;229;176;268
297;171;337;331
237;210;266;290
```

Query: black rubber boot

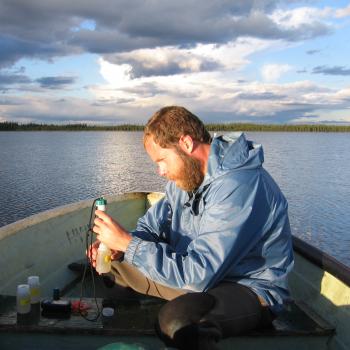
156;292;221;350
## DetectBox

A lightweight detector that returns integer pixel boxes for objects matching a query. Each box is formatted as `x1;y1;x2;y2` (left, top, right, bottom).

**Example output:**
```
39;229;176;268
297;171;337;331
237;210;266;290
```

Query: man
90;106;294;349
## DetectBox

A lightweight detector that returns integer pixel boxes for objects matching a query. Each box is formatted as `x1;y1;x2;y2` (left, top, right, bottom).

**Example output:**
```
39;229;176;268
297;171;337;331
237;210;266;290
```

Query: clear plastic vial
28;276;40;304
95;197;111;273
17;284;31;314
96;242;111;274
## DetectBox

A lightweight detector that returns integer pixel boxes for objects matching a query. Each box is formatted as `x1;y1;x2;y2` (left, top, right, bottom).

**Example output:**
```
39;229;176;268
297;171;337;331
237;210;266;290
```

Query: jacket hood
204;132;264;184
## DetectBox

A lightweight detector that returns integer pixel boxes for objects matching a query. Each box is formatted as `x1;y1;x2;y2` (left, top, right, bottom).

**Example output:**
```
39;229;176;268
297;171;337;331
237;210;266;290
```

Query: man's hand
86;240;124;269
92;210;132;253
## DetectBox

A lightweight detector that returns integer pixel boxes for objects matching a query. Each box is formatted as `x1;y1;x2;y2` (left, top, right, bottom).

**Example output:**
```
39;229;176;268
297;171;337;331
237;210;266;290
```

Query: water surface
0;131;349;267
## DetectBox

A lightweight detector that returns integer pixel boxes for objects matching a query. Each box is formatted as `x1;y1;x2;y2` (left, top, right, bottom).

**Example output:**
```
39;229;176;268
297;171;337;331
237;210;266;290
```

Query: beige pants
110;260;273;349
111;260;187;301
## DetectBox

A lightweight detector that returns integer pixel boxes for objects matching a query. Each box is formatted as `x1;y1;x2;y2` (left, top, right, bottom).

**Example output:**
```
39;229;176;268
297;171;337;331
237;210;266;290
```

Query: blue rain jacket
125;132;294;313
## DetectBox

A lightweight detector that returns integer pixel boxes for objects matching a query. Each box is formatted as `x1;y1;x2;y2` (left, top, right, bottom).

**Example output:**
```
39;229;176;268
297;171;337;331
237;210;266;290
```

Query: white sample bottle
96;242;111;274
28;275;41;304
17;284;31;314
95;197;111;273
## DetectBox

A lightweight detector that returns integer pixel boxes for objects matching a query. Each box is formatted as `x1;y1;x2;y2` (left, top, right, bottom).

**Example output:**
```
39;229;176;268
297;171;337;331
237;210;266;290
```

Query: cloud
335;4;350;18
312;65;350;76
0;71;76;92
0;72;31;85
268;6;332;40
0;71;32;92
0;34;70;68
306;49;321;55
0;98;23;106
105;48;222;78
0;1;335;67
98;59;133;85
0;93;156;124
35;76;77;89
86;67;350;124
261;64;292;82
238;92;286;100
0;2;348;124
101;38;272;81
2;77;350;124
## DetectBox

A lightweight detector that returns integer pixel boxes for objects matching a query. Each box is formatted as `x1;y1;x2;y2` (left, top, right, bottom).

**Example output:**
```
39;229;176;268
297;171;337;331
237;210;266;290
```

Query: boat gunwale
0;192;156;240
293;236;350;287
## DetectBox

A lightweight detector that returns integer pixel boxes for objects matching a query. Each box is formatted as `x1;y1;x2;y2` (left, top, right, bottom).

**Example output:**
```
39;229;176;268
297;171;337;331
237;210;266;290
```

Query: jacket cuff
124;236;142;264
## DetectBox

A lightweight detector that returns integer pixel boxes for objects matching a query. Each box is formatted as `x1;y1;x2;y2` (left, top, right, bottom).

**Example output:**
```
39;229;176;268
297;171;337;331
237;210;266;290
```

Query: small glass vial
17;284;31;314
96;243;111;274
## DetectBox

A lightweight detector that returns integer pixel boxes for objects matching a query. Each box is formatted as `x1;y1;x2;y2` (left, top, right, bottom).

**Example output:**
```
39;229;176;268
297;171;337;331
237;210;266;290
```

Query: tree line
0;122;144;131
1;121;350;132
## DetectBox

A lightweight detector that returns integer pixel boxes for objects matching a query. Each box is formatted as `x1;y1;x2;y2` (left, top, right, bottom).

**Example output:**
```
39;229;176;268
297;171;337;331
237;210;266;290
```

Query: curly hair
144;106;211;148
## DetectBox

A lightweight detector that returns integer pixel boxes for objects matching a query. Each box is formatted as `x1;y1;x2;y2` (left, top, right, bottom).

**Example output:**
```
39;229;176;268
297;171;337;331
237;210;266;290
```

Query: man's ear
178;135;194;154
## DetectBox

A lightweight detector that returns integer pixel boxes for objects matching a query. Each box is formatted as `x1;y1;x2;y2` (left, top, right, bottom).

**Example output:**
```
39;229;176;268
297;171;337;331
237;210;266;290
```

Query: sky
1;0;350;125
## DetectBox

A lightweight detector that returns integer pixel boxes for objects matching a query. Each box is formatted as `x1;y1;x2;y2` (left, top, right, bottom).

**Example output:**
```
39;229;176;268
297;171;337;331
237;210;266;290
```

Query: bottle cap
102;307;114;317
28;276;40;286
96;198;107;206
17;284;30;295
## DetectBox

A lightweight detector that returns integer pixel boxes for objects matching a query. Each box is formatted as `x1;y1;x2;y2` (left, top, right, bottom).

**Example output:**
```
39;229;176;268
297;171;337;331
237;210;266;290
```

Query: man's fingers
93;217;103;226
92;224;101;234
92;240;100;248
95;210;110;221
86;242;101;269
86;245;93;255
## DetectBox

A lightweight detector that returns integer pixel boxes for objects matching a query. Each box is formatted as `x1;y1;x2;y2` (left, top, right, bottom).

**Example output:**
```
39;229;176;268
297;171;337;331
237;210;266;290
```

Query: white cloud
334;87;350;101
90;38;274;108
88;53;350;123
335;4;350;18
294;110;350;124
103;38;272;78
270;6;333;29
99;58;133;85
261;64;292;82
3;76;350;124
191;38;272;70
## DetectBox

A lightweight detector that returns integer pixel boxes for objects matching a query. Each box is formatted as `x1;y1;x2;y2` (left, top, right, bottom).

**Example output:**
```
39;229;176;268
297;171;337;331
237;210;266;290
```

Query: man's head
144;106;211;148
144;106;211;192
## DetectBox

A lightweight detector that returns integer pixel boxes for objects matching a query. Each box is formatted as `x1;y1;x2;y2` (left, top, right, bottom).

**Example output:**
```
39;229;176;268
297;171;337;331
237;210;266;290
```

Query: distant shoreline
1;121;350;132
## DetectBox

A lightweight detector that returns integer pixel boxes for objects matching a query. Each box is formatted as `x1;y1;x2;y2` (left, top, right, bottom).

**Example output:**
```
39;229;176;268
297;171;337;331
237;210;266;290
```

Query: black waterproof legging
110;261;274;350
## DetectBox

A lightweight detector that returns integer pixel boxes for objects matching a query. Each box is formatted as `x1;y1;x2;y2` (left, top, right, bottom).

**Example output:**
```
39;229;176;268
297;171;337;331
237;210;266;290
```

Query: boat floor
0;268;335;350
0;271;166;349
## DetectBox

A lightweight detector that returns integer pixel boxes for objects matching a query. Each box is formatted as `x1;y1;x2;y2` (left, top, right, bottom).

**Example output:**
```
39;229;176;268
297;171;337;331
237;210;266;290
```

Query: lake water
0;131;349;267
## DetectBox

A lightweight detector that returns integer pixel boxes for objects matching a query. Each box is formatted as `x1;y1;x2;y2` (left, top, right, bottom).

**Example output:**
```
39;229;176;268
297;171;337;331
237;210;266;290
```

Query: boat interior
0;192;349;350
0;261;336;350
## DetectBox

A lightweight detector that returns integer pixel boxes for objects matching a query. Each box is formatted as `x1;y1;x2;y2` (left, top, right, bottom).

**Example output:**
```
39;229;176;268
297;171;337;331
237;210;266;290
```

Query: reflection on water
0;131;349;267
